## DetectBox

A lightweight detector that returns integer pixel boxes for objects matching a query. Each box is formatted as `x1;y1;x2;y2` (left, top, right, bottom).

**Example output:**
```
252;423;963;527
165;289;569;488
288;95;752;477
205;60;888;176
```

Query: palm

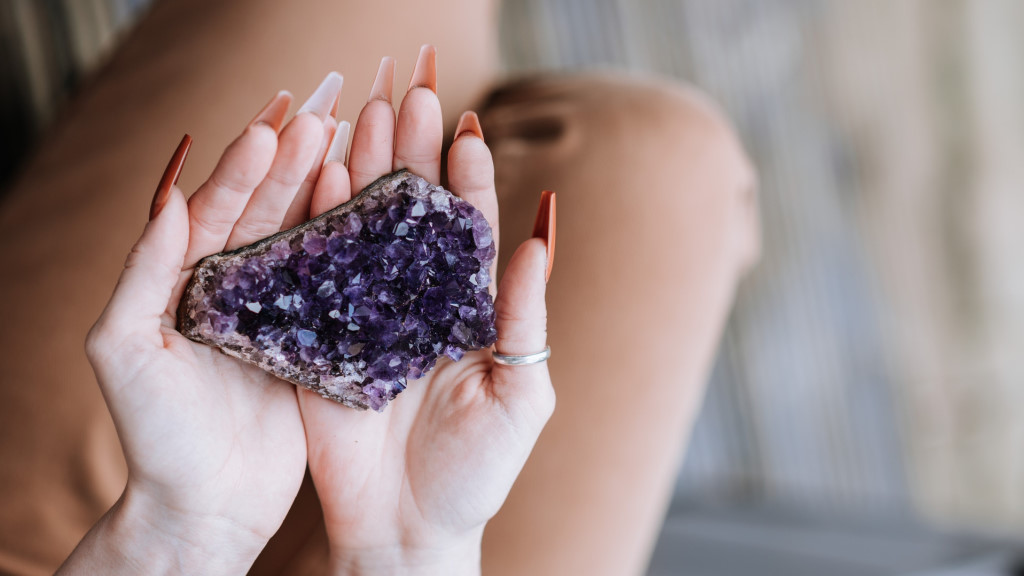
102;322;306;537
301;351;538;548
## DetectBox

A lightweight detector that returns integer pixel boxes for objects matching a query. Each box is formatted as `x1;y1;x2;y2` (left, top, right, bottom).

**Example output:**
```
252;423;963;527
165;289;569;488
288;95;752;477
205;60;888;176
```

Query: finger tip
504;238;549;291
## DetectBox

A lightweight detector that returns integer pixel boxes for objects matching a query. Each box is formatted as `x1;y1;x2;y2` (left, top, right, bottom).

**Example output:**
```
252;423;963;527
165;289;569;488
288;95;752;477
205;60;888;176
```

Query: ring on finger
491;346;551;366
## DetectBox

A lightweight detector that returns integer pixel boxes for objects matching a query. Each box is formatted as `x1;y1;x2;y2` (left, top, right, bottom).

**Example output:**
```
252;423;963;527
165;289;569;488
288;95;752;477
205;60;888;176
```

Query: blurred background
4;0;1024;574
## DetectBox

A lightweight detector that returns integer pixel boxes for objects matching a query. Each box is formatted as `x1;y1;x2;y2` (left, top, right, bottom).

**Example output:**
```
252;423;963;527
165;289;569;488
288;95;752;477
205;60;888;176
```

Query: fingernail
251;90;293;131
408;45;437;94
298;72;344;119
325;120;351;165
150;134;192;220
330;93;341;118
531;190;556;282
454;111;484;142
369;57;396;103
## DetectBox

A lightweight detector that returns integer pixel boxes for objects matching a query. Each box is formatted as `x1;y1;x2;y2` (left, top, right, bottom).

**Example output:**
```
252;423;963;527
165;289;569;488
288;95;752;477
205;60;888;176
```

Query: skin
57;48;554;576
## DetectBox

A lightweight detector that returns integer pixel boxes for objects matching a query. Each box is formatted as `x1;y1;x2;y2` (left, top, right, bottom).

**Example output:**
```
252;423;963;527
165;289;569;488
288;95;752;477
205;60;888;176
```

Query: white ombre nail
326;121;351;165
298;72;344;119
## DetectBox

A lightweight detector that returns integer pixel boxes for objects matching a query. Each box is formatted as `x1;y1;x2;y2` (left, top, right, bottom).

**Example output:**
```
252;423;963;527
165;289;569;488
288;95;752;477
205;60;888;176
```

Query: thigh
0;1;498;573
478;74;759;576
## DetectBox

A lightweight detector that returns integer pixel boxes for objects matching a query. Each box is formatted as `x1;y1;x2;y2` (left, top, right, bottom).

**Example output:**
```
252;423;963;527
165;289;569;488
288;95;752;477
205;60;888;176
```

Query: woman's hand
61;75;346;574
298;47;556;575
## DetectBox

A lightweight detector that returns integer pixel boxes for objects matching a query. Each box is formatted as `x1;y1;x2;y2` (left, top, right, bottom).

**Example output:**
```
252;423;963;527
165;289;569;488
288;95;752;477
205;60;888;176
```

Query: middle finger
393;45;443;185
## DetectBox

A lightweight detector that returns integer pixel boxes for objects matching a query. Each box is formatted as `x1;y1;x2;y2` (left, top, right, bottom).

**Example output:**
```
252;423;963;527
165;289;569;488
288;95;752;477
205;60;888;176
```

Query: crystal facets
177;170;497;411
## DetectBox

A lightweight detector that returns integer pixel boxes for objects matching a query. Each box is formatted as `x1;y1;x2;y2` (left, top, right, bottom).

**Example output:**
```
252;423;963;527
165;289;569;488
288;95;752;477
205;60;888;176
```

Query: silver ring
492;346;551;366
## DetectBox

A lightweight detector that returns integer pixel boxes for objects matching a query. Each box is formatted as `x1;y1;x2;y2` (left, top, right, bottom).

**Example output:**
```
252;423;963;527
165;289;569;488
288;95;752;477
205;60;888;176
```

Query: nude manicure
369;57;396;103
408;45;437;94
298;72;344;119
532;190;556;282
454;111;484;141
325;120;351;165
150;134;192;220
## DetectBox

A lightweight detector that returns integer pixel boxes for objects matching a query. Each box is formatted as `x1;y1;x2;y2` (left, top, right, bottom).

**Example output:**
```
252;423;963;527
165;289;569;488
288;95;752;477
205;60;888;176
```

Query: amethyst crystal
178;170;497;411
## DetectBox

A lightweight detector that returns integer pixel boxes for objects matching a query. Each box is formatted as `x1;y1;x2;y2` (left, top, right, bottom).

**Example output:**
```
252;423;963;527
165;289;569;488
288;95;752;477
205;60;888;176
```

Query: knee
587;75;761;273
482;73;761;274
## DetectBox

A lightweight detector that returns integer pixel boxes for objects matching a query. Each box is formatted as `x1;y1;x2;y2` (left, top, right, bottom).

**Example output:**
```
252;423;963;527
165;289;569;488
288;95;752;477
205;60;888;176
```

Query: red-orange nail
454;111;484;142
532;190;556;282
369;57;396;103
250;90;293;131
408;45;437;94
150;134;192;220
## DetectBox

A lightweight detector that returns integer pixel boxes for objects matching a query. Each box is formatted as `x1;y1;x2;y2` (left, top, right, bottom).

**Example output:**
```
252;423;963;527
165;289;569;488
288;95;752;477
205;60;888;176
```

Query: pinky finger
489;191;557;421
489;237;555;426
310;121;352;218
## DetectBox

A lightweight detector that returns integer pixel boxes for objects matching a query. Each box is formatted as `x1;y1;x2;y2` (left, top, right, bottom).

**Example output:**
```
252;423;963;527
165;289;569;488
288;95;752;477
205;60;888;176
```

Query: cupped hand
71;75;346;572
297;47;556;575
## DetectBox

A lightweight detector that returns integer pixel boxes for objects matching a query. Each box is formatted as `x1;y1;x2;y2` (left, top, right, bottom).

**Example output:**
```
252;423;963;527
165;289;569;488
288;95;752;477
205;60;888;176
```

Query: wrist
328;530;483;576
59;485;268;575
116;483;268;573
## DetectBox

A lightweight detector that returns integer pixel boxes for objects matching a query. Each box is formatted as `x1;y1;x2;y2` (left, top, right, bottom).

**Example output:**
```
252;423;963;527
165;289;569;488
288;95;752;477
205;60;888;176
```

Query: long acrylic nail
251;91;293;131
298;72;344;119
150;134;192;220
325;121;351;165
531;190;556;282
408;45;437;93
369;57;396;103
454;111;484;141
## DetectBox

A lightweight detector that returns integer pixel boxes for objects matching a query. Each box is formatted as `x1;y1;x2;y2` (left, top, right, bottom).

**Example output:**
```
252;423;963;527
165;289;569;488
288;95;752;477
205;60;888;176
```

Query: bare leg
0;1;497;573
478;75;759;575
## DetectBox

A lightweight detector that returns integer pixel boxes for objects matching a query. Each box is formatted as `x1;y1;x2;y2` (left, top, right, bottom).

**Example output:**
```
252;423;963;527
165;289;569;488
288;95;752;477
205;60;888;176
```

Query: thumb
102;186;189;343
99;137;192;344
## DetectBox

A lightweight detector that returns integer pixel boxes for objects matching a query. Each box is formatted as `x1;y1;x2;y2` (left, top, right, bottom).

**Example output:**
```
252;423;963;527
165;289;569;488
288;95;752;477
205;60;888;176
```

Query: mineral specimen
177;170;497;411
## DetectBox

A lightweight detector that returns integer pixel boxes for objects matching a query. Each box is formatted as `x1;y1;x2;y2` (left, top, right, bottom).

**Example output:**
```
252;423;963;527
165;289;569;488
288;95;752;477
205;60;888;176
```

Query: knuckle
208;169;256;199
188;196;241;237
233;212;283;239
350;166;387;184
394;149;441;166
264;168;306;190
495;307;548;331
122;242;146;270
123;243;179;286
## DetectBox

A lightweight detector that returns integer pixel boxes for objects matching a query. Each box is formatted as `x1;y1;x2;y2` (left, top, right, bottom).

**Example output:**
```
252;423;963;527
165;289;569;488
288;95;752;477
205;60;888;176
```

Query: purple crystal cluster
178;170;497;411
